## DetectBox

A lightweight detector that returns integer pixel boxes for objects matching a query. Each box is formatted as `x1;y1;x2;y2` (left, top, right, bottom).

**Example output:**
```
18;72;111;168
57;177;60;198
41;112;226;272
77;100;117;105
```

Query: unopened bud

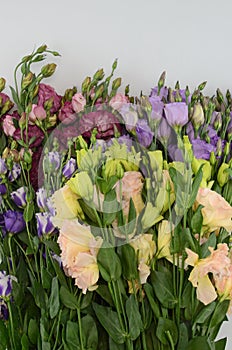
198;81;207;91
216;88;224;105
191;103;204;129
44;97;54;111
93;68;104;81
175;81;180;90
94;84;104;100
210;151;216;166
217;163;229;187
125;84;130;96
112;77;121;91
158;71;166;92
82;77;91;92
22;72;34;89
36;44;47;53
224;142;230;157
47;114;57;128
1;100;14;115
216;139;222;157
41;63;56;78
175;90;182;102
112;59;118;71
0;78;6;92
23;150;32;164
141;96;152;112
213;112;222;131
168;87;175;103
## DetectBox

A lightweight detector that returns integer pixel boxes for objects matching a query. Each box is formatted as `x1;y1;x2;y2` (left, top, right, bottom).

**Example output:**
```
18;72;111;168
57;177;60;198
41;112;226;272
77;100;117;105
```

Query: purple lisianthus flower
0;183;7;195
44;151;61;173
8;163;21;182
11;186;27;208
0;271;17;298
0;214;6;237
149;96;164;121
150;86;168;100
3;210;26;234
136;119;154;148
168;144;184;161
0;300;8;320
36;187;48;211
191;139;215;160
157;117;172;144
36;212;55;238
62;158;77;179
38;83;62;114
0;158;7;175
164;102;188;128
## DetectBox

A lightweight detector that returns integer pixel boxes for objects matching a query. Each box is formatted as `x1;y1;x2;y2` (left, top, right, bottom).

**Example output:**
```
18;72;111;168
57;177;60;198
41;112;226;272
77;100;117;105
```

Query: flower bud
191;103;204;129
226;89;232;105
216;88;224;104
0;78;6;92
94;84;104;100
210;152;216;166
93;68;104;81
213;112;222;131
112;58;118;71
36;44;47;53
198;81;207;91
41;63;56;78
23;150;32;164
1;100;14;115
158;71;166;93
82;77;91;93
62;158;77;179
112;77;121;91
22;72;34;89
217;163;229;187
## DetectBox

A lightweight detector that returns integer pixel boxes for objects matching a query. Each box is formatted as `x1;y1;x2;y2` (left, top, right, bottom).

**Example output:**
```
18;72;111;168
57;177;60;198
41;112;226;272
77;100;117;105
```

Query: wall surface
1;0;232;347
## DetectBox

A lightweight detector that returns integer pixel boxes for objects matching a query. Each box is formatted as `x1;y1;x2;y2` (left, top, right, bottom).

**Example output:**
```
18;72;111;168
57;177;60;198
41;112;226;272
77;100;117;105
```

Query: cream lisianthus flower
58;219;103;294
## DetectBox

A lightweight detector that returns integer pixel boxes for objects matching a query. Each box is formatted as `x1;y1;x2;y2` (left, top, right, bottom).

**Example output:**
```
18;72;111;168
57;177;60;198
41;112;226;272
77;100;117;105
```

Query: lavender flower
8;163;21;182
36;187;48;211
0;271;17;298
0;158;7;175
3;210;26;234
62;158;77;179
150;86;168;100
149;96;164;121
11;186;27;208
136;119;154;148
36;212;55;238
46;151;61;172
164;102;188;128
0;183;7;195
191;139;215;160
157;117;172;144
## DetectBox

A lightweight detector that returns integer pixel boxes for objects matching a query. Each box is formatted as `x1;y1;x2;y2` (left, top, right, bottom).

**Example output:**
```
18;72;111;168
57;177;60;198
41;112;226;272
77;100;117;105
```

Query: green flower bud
23;150;32;164
141;96;152;113
210;152;216;166
158;71;166;93
44;97;54;111
191;103;204;129
213;112;222;131
112;77;121;91
175;90;182;102
0;78;6;92
216;88;224;104
1;100;14;115
94;84;104;100
226;89;232;105
175;80;180;90
125;84;130;96
192;157;212;182
217;163;229;187
112;58;118;71
36;44;47;53
93;68;104;81
41;63;56;78
22;72;34;89
198;81;207;91
82;76;91;93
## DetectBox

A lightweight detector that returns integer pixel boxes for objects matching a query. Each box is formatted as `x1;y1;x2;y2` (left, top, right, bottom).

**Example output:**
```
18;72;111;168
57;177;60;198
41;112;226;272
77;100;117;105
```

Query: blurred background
1;0;231;347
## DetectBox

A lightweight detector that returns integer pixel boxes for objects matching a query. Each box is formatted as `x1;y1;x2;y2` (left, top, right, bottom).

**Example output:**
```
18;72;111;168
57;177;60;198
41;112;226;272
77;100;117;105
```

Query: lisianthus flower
28;104;47;123
3;210;26;234
0;271;17;298
72;92;86;113
149;95;164;121
8;163;21;182
135;119;154;148
109;93;129;110
194;187;232;234
0;158;7;175
37;83;62;114
214;257;232;313
58;101;76;125
62;158;77;179
57;219;103;293
11;186;27;208
186;244;231;305
164;102;188;128
150;86;168;100
2;115;16;136
130;234;156;284
36;212;55;238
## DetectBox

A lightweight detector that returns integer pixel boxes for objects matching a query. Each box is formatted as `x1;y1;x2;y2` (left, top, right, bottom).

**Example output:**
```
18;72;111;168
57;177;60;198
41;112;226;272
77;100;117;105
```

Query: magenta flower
164;102;188;128
13;124;44;148
37;83;62;114
58;101;76;125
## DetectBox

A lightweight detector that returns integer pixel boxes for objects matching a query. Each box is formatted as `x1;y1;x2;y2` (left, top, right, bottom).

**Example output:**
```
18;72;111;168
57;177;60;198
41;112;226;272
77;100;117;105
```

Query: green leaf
0;133;6;154
64;321;80;350
28;281;47;310
60;286;78;310
186;336;212;350
118;244;138;281
191;205;203;234
21;334;29;350
193;302;216;327
209;300;229;329
200;233;216;258
43;239;61;256
9;86;22;112
143;283;160;319
95;284;114;306
28;318;39;345
0;320;8;349
93;303;126;344
49;277;60;319
80;291;93;310
97;242;122;282
151;270;177;309
126;295;143;340
41;268;52;289
109;337;125;350
103;190;118;225
51;259;68;289
23;202;34;222
82;315;98;350
177;323;189;350
188;165;203;208
215;338;227;350
156;317;178;345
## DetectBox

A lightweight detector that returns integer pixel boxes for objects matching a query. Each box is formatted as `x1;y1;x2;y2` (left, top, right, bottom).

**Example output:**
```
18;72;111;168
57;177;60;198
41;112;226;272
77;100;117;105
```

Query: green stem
7;299;16;350
8;234;16;276
166;330;175;350
77;293;84;350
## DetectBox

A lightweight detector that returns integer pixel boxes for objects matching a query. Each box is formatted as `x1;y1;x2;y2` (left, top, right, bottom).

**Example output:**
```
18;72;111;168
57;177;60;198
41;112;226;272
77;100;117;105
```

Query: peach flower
58;219;102;293
72;93;86;113
194;187;232;234
186;243;231;305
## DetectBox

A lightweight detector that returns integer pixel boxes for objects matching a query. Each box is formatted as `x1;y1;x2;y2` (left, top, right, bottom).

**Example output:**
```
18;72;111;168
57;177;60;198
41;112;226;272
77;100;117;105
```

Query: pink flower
72;93;86;113
57;219;102;293
38;83;62;114
58;101;76;125
28;104;47;123
194;187;232;234
186;244;231;305
109;93;129;110
2;115;16;136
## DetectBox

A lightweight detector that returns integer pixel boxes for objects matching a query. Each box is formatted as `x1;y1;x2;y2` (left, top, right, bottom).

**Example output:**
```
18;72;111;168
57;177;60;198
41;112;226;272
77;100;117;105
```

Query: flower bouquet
0;45;231;350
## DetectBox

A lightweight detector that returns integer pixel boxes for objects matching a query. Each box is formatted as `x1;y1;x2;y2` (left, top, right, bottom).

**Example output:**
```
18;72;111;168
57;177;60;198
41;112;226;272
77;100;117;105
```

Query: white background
1;0;232;347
